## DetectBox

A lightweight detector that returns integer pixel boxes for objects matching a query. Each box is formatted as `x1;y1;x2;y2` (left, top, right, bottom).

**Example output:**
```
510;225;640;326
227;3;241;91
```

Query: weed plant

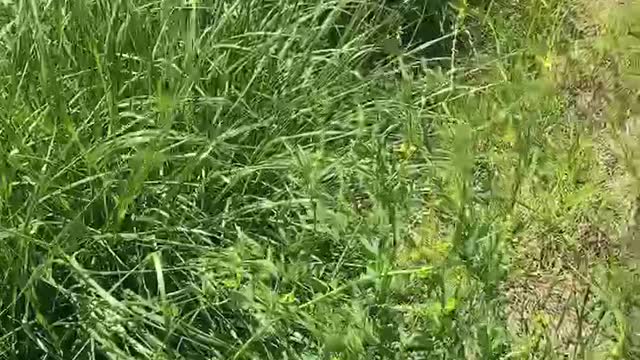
0;0;639;359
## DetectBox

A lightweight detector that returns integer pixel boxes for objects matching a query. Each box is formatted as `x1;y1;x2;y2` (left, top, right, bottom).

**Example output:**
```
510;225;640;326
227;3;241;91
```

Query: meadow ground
1;0;640;359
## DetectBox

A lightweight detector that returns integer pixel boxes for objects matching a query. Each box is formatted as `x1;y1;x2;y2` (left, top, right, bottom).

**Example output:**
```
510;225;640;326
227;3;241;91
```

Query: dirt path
504;1;640;357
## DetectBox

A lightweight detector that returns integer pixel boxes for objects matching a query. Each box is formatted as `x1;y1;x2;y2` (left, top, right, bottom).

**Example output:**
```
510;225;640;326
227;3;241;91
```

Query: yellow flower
542;52;554;70
395;141;417;160
533;311;550;328
279;291;296;304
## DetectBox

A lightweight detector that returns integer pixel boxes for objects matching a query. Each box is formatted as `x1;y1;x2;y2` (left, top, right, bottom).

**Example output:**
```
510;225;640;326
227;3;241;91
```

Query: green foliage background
0;0;639;359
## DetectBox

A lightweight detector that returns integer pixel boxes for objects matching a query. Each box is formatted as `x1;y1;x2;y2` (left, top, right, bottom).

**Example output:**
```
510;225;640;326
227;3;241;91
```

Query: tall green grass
0;0;638;359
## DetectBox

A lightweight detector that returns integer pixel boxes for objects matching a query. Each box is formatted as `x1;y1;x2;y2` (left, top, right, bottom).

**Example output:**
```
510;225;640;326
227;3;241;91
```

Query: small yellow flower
543;52;554;70
279;291;296;304
395;141;417;160
222;278;239;289
533;311;550;328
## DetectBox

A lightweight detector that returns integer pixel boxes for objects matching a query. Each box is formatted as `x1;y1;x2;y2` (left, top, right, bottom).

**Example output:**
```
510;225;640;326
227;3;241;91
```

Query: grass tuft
1;0;640;359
